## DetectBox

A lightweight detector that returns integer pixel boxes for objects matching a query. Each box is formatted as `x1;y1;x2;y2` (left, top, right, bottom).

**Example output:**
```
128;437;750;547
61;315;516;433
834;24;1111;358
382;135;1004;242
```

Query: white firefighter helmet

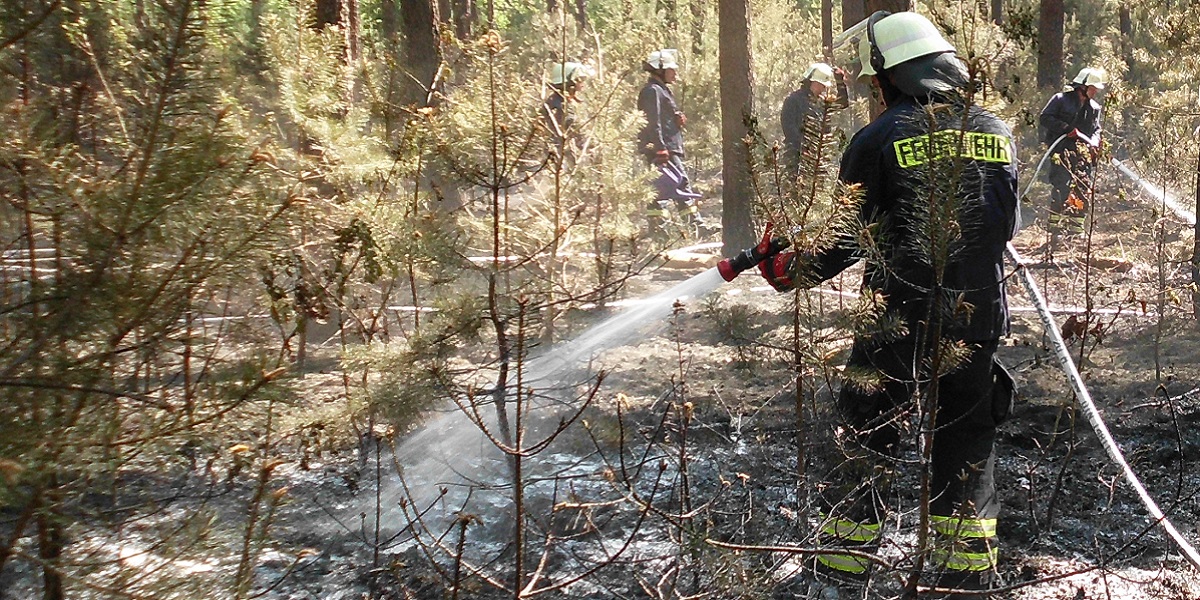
1071;67;1107;89
858;11;955;73
549;62;594;86
645;49;679;70
803;62;836;87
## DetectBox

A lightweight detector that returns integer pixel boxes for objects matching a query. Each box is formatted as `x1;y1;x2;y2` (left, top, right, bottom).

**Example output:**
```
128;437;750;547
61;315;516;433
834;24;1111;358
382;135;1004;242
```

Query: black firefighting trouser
1047;149;1093;236
815;338;1014;580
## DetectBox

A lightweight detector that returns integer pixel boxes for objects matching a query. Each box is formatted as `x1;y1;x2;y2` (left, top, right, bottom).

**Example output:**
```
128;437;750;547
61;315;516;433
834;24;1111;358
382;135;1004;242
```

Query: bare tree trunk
690;0;705;56
1193;142;1200;320
660;0;678;33
821;0;833;58
719;0;754;254
37;482;63;600
453;0;474;39
400;0;441;106
574;0;588;30
841;0;863;31
1037;0;1064;89
865;0;908;12
343;0;360;62
1119;5;1132;73
314;0;340;28
380;0;399;45
991;0;1003;25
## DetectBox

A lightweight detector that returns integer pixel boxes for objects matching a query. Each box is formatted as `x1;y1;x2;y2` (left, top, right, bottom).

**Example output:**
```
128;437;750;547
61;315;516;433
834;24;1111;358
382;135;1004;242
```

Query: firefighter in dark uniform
1038;67;1105;242
637;49;706;236
543;61;593;164
759;11;1018;598
780;62;849;178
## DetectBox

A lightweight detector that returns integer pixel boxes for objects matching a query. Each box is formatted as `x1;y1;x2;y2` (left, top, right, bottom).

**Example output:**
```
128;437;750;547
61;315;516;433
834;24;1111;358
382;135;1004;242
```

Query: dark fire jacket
637;78;684;158
802;95;1020;342
780;79;849;159
1038;89;1102;154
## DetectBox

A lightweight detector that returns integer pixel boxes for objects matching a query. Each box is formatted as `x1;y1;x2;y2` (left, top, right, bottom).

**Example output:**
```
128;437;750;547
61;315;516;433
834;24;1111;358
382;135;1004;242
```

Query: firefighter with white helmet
543;61;594;159
760;11;1018;598
1039;66;1106;245
780;62;849;178
637;49;709;237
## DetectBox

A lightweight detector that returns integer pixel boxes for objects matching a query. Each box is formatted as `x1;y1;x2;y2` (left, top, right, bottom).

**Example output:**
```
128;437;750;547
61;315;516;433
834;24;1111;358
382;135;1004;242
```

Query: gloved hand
674;111;687;128
758;251;797;292
653;149;671;164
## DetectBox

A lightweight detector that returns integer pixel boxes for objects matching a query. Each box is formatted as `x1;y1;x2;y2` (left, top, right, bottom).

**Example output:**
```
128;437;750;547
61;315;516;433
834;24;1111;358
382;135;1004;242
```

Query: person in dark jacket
1038;67;1105;242
637;49;707;236
543;61;594;163
780;62;849;178
760;11;1018;598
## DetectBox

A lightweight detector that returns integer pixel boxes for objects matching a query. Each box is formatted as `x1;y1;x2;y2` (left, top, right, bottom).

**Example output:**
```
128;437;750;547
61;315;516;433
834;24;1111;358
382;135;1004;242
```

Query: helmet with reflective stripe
549;62;594;86
865;11;956;72
1071;67;1107;89
645;49;679;70
803;62;836;87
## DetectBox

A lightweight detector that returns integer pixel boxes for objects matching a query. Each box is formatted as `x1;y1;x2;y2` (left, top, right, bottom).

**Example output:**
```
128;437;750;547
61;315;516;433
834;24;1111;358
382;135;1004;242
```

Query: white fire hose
1008;151;1200;569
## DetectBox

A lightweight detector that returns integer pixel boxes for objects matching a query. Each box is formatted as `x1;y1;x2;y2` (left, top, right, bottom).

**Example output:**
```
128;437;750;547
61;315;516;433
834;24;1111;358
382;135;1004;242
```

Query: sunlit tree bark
400;0;440;106
1038;0;1064;89
719;0;754;253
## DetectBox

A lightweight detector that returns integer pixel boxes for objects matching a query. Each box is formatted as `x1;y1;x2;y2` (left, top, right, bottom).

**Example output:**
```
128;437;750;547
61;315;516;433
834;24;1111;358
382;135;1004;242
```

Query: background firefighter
543;61;593;164
780;62;849;179
636;49;709;237
1038;67;1106;243
758;11;1019;598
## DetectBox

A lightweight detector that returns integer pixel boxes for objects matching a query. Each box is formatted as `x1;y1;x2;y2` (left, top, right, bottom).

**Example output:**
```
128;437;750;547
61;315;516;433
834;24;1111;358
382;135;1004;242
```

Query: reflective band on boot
816;515;880;577
931;515;998;572
931;515;997;539
1048;212;1085;235
930;544;998;572
816;552;871;574
821;517;881;543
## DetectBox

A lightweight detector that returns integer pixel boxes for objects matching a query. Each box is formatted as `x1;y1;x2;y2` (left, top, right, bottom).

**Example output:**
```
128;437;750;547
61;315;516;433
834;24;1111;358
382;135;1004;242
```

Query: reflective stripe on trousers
815;515;880;575
931;514;999;572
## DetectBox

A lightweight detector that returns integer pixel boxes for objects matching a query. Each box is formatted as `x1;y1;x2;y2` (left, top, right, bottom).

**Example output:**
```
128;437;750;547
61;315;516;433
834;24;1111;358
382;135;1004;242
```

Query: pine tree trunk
343;0;360;62
690;0;705;56
453;0;474;39
314;0;340;28
841;0;863;30
380;0;399;45
1192;144;1200;320
660;0;678;33
991;0;1003;25
1119;6;1132;70
400;0;440;106
865;0;909;13
821;0;833;57
718;0;754;254
574;0;588;30
1037;0;1064;89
